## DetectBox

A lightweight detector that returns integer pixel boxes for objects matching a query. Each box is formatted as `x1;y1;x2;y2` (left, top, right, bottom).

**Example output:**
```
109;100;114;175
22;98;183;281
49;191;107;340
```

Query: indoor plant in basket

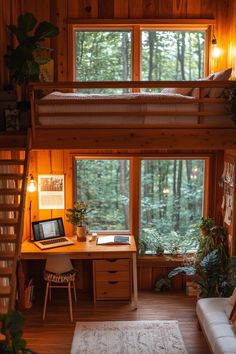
66;201;91;241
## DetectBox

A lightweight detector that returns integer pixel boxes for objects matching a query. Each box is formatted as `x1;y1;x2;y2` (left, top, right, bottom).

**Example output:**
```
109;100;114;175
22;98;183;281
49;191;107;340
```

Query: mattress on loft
37;91;228;126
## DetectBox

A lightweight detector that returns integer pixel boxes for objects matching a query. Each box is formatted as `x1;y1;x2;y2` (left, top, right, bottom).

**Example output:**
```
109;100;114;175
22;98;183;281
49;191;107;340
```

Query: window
75;158;130;231
140;159;204;254
74;157;206;253
72;24;208;92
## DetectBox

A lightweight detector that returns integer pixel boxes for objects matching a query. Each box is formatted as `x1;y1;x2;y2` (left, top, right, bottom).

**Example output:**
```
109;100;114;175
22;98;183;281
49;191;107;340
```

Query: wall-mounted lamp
27;174;37;192
211;34;221;59
27;174;37;241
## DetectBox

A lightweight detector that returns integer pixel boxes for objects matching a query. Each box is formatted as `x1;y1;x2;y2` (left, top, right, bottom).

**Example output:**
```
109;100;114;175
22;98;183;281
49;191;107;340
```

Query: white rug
70;320;188;354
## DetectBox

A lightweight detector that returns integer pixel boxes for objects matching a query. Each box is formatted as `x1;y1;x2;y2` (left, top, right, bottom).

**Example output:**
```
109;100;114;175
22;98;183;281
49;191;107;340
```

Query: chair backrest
45;255;73;274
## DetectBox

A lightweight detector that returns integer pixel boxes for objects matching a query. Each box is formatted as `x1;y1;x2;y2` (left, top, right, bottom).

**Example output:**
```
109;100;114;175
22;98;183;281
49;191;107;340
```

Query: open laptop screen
32;217;65;241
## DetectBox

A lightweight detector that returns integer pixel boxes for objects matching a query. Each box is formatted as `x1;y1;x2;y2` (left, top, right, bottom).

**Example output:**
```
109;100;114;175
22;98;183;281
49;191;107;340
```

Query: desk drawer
96;281;130;300
94;259;130;272
96;271;129;282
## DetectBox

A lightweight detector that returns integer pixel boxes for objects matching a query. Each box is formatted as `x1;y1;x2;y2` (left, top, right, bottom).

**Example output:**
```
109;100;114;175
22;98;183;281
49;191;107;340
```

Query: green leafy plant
5;12;59;99
138;239;148;256
154;277;171;292
168;220;236;297
0;309;37;354
66;201;92;227
198;217;214;236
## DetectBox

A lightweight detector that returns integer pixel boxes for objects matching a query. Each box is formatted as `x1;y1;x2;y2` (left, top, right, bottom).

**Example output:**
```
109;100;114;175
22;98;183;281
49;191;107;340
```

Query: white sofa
196;297;236;354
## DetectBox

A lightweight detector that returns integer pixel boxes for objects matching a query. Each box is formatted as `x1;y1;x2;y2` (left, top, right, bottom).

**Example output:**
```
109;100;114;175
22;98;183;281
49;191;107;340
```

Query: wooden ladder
0;131;30;316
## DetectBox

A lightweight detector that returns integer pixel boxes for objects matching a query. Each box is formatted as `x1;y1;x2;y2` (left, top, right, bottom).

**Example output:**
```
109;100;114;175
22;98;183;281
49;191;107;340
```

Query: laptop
32;217;74;250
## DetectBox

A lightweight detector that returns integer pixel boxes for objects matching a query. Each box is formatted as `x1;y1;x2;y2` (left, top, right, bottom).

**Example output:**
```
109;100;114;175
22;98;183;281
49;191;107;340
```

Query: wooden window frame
73;153;211;245
68;20;213;82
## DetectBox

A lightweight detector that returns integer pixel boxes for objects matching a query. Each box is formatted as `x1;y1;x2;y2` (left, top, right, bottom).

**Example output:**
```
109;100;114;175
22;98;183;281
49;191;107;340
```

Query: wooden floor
22;290;210;354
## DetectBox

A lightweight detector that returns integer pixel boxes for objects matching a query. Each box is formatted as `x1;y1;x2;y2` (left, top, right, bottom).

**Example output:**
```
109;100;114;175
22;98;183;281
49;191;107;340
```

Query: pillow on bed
161;87;192;96
191;74;215;98
209;67;232;98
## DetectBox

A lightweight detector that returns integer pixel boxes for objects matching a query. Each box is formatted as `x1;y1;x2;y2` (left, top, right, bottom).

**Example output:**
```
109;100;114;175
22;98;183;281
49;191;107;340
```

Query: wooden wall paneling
157;0;173;18
142;0;159;19
67;0;99;19
200;0;215;19
114;0;129;19
214;0;231;71
172;0;187;19
138;265;152;289
0;0;22;89
98;0;114;19
128;0;143;19
23;151;38;240
228;0;236;71
64;151;73;236
50;0;68;81
186;0;201;18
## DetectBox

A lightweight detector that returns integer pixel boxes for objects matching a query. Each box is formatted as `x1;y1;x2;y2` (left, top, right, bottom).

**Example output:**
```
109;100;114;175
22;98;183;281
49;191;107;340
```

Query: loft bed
29;76;236;150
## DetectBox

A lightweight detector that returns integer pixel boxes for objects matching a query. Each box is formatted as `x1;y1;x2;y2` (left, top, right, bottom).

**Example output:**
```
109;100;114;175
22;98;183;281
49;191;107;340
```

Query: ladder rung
0;234;17;242
0;174;23;179
0;189;21;195
0;252;15;260
0;204;20;211
0;159;25;165
0;286;11;296
0;218;19;226
0;267;13;277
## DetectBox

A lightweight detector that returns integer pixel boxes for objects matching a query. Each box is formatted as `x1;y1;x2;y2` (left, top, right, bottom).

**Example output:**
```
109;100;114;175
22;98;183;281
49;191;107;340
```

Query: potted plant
198;217;214;236
168;221;236;298
66;201;91;241
0;309;37;354
5;12;59;127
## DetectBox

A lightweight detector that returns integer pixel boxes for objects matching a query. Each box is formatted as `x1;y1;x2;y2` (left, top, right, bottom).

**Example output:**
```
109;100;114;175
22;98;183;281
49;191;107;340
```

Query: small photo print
5;108;20;131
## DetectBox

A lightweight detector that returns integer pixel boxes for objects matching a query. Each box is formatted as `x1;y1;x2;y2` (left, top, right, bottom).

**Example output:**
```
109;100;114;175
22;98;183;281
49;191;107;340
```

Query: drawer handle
108;281;118;284
108;270;117;274
107;259;117;262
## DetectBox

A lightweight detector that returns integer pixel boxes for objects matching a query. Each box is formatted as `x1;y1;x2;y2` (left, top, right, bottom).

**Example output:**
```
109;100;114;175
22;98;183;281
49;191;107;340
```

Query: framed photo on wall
38;174;65;209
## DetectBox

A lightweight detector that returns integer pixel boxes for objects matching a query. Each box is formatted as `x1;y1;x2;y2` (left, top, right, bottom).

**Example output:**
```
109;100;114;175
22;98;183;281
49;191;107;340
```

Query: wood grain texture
22;290;211;354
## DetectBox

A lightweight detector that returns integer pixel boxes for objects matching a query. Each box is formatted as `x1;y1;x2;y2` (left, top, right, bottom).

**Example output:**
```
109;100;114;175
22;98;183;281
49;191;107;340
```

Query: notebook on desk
32;217;74;250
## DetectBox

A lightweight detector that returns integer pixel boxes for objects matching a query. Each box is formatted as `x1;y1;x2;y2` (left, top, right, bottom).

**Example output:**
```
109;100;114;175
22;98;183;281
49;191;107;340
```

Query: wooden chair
42;254;77;322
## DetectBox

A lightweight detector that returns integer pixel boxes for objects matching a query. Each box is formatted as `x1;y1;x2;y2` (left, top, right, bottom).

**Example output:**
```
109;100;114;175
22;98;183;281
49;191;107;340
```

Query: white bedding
37;91;229;126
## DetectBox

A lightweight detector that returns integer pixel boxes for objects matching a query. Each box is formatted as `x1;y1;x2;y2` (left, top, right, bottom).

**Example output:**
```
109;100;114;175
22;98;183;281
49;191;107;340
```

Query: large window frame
72;154;211;245
68;21;213;82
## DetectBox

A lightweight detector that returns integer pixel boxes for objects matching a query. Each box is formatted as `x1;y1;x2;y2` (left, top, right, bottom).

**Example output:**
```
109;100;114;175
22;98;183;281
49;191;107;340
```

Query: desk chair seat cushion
45;254;74;274
44;270;76;283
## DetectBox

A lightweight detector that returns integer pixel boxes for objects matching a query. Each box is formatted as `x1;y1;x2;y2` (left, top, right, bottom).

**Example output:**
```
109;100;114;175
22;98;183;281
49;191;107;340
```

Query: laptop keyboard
41;237;68;245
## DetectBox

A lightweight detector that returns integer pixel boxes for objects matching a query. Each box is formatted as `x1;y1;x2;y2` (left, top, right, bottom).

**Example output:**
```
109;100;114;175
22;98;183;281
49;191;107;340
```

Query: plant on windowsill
0;309;37;354
168;220;236;298
5;12;59;129
66;201;92;242
198;217;214;236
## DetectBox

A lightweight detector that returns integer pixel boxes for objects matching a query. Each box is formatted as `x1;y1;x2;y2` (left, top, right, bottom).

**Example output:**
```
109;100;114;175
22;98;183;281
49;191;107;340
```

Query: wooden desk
21;236;138;308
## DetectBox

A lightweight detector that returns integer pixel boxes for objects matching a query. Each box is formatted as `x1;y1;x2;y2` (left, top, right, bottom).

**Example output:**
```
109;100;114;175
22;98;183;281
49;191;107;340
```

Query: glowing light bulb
27;175;36;192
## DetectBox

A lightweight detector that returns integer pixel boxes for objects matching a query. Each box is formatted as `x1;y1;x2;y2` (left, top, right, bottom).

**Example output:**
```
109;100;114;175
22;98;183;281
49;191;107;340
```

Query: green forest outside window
74;26;206;93
74;157;205;254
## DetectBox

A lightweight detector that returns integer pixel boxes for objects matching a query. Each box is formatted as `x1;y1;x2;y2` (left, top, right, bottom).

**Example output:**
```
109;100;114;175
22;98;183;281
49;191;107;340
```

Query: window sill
138;254;185;265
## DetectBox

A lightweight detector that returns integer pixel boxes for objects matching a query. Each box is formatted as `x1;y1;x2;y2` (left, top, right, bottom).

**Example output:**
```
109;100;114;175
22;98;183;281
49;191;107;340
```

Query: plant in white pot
66;201;91;242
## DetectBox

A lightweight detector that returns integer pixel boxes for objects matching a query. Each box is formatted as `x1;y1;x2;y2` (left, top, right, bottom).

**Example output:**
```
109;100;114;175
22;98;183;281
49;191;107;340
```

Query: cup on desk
88;233;97;242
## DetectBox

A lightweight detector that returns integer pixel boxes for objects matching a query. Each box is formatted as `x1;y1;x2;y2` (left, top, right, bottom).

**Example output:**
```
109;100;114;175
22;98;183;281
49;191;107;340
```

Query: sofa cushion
206;323;235;353
214;337;236;354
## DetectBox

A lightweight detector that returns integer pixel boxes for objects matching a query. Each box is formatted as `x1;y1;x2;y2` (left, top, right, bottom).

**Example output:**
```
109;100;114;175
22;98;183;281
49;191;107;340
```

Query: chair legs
43;280;76;322
43;281;50;320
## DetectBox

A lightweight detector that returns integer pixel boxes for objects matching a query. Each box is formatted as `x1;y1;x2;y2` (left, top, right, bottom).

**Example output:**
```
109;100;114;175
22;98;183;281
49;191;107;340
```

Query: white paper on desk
96;235;130;245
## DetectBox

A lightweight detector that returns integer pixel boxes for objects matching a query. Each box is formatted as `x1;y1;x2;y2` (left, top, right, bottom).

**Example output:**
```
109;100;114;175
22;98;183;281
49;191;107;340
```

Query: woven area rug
70;320;188;354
